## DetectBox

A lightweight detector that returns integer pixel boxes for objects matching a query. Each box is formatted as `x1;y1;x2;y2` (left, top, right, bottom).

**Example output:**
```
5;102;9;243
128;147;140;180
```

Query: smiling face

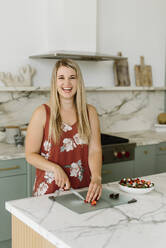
56;66;78;100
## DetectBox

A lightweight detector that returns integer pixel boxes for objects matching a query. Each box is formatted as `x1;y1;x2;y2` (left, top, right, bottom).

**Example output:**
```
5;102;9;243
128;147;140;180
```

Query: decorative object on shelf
113;52;131;86
135;56;152;86
155;113;166;131
157;112;166;124
0;64;36;87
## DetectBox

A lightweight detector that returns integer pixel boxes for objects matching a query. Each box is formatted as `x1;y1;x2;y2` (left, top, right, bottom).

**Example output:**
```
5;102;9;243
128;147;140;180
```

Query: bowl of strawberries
119;177;154;194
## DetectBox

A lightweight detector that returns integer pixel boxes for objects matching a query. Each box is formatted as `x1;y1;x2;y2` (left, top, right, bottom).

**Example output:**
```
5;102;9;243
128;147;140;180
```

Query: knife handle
128;198;137;204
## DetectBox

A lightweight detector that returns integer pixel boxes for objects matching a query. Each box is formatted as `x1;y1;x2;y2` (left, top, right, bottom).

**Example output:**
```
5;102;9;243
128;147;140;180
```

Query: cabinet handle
0;165;20;171
144;150;148;155
102;170;112;175
159;147;166;151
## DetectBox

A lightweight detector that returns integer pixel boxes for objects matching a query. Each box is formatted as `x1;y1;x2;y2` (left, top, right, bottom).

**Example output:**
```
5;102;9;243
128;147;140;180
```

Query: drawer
0;174;27;241
156;155;166;173
156;142;166;155
134;145;156;177
0;159;27;178
102;161;134;184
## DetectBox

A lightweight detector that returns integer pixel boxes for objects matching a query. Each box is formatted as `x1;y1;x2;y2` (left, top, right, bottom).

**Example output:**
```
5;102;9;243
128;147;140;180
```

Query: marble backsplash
0;89;164;133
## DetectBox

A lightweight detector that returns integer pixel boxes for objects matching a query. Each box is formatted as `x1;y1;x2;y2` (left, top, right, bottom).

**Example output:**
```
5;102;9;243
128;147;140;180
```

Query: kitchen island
6;173;166;248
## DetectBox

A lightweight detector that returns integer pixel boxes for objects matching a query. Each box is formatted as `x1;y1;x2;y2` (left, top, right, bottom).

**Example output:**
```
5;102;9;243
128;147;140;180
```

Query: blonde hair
49;59;91;144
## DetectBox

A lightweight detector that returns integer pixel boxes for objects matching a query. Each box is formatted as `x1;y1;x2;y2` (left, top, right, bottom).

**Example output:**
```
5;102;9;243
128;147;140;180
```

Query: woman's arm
25;105;70;189
86;104;102;202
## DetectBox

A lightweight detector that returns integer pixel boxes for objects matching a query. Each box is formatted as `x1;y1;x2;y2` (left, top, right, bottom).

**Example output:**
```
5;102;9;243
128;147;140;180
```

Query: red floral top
33;104;91;196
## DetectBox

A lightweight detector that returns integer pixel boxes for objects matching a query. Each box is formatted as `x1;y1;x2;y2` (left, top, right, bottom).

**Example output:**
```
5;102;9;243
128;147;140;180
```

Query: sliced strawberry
91;200;97;206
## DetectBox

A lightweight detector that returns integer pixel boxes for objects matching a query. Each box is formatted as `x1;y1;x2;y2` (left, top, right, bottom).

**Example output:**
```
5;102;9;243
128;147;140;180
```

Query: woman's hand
53;165;70;190
86;176;102;203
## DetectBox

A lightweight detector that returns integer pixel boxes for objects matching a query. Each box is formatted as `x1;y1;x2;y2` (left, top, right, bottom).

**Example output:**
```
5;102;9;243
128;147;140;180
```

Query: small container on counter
20;124;28;137
14;134;25;148
20;128;27;137
5;126;21;144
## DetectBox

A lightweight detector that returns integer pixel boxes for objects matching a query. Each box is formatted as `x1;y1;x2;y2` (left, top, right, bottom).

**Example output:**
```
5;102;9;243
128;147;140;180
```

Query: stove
101;133;136;164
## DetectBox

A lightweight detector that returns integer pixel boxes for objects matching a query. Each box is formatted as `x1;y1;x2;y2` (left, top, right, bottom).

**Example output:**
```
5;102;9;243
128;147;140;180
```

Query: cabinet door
27;163;36;196
156;142;166;155
102;161;134;184
0;174;27;242
134;145;156;177
156;155;166;173
156;142;166;173
0;158;26;178
0;239;11;248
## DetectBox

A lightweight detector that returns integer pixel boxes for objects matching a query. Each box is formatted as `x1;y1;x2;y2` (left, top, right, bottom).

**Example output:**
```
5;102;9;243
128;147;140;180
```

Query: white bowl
119;184;154;194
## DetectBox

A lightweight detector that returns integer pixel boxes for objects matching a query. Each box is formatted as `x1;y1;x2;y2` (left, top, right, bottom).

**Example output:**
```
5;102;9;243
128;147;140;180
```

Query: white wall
0;0;165;88
98;0;166;86
0;0;46;73
46;0;97;52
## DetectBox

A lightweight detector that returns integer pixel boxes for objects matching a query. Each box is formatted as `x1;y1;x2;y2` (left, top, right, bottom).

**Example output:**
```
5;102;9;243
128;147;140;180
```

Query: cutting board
51;188;137;214
113;52;131;86
135;56;152;86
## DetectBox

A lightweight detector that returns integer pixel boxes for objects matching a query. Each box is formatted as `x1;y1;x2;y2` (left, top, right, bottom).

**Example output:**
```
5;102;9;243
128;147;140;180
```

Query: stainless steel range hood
29;50;126;61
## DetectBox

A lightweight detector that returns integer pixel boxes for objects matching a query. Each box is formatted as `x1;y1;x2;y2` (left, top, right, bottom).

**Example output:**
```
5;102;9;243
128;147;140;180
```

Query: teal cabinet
27;163;36;196
102;161;134;184
102;144;157;184
0;239;11;248
0;158;27;246
134;145;156;177
156;142;166;173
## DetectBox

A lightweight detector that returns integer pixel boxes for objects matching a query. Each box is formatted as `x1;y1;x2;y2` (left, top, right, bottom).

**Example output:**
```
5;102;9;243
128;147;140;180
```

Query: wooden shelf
29;51;127;61
86;86;166;92
0;86;50;92
0;86;166;92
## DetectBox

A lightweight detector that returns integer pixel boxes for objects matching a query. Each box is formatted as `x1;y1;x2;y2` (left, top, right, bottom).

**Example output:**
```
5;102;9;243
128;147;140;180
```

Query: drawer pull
159;147;166;151
0;165;20;171
144;150;148;155
102;170;112;175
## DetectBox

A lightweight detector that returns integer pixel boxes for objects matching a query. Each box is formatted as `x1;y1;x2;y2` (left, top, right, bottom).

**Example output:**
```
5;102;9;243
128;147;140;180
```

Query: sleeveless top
33;104;91;196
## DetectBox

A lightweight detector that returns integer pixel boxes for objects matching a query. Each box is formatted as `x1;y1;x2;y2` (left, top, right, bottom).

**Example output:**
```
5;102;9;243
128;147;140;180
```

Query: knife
70;187;85;201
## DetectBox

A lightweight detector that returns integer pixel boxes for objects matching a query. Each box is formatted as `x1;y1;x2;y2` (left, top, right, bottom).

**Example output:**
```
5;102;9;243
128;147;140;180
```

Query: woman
25;59;102;202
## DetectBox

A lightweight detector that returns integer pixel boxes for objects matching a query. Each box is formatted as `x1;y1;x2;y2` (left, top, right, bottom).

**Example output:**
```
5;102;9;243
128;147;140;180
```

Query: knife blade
70;187;85;201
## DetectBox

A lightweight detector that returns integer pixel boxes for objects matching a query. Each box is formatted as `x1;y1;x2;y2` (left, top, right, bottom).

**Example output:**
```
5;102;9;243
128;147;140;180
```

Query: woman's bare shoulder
87;104;98;115
33;104;45;115
30;104;47;126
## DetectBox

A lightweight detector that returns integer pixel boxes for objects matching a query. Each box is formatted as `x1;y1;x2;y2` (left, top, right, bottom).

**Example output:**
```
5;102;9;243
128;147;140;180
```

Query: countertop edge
5;201;70;248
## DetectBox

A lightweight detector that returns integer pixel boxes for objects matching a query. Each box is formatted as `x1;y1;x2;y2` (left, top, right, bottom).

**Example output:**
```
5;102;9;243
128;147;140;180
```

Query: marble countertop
6;173;166;248
110;129;166;146
0;142;25;160
1;129;166;160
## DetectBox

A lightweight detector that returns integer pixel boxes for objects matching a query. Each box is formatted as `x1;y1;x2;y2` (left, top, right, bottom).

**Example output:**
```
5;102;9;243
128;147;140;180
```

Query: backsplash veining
0;90;164;133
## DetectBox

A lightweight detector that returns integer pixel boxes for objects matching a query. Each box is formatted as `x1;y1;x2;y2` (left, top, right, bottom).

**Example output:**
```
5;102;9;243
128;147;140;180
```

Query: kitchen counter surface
0;142;25;160
110;129;166;146
6;173;166;248
1;129;166;160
